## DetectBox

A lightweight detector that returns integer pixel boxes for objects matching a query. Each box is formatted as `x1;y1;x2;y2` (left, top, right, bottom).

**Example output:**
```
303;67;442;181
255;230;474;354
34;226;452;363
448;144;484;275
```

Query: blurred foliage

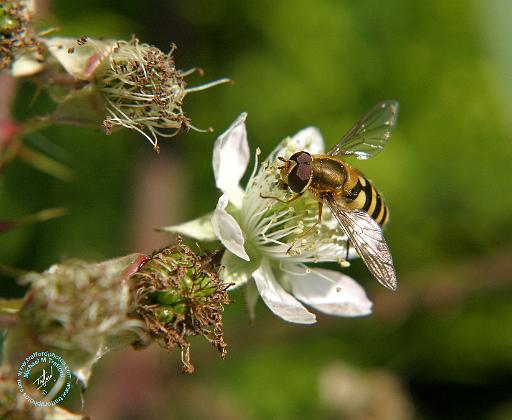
1;0;512;418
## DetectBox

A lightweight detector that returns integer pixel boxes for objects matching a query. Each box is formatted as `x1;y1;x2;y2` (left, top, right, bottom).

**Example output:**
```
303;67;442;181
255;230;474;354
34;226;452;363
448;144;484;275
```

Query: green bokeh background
2;0;512;418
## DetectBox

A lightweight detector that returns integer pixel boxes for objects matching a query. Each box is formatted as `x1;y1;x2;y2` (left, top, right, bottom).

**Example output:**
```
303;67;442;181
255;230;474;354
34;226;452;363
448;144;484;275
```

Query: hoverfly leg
345;241;350;261
259;192;303;204
317;201;324;222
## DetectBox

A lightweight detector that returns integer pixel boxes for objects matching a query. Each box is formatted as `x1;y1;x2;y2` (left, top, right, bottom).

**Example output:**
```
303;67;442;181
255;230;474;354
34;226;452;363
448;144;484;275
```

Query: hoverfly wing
323;195;397;290
327;100;399;160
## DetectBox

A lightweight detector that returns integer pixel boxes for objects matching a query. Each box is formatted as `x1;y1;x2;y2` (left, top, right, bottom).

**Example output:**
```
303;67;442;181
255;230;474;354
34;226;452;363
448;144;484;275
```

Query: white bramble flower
164;114;373;324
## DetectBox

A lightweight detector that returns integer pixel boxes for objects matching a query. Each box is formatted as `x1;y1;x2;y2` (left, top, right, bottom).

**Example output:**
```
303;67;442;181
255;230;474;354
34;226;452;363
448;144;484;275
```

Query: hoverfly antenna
277;156;289;170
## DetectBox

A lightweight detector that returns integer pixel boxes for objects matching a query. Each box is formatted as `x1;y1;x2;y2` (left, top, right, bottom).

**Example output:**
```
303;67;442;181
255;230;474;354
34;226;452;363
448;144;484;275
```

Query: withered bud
16;254;148;384
130;242;231;373
0;0;45;72
98;38;218;151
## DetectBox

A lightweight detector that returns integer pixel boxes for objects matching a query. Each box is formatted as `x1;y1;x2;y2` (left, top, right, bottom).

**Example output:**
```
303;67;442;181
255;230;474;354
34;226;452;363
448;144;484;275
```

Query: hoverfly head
282;151;312;193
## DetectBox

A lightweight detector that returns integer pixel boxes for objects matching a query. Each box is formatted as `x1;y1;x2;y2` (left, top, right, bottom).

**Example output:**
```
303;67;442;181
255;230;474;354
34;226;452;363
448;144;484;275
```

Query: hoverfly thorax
279;151;313;193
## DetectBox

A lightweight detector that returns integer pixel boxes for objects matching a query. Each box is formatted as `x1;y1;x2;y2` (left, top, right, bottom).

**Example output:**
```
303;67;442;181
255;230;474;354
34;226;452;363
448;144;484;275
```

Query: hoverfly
264;101;399;290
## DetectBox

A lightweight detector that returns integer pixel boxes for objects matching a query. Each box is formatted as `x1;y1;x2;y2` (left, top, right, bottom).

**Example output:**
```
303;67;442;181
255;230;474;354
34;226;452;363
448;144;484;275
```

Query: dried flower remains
131;242;231;373
16;255;147;384
42;36;230;150
0;0;44;71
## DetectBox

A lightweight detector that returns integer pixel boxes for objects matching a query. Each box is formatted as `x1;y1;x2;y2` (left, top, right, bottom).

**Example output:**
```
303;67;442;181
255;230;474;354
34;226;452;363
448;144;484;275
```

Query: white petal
290;127;325;154
10;54;44;77
253;260;316;324
288;267;372;317
211;195;250;261
220;251;254;289
45;37;112;80
213;113;249;207
272;127;325;160
160;213;216;241
313;241;359;264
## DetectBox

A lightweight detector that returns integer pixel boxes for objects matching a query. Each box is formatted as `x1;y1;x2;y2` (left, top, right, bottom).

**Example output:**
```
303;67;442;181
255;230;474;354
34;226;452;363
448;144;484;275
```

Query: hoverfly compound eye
289;151;312;164
287;151;312;193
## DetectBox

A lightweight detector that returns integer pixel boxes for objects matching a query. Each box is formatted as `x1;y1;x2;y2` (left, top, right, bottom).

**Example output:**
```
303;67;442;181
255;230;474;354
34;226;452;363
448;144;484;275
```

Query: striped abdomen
343;173;389;226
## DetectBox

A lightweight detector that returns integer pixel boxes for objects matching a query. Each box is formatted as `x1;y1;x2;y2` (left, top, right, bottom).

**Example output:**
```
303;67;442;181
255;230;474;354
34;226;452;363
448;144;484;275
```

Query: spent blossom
130;242;231;373
23;36;230;150
164;114;373;324
0;0;45;74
